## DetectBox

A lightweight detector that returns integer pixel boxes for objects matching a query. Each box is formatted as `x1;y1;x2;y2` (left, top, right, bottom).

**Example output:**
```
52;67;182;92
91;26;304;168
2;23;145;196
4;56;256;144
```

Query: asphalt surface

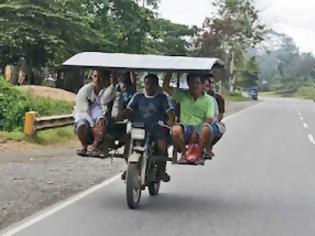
2;97;315;236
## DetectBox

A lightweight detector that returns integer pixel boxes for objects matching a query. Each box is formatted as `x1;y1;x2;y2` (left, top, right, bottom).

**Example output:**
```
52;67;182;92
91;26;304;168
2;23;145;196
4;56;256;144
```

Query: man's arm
117;108;134;121
75;85;94;127
111;91;123;119
116;93;138;121
163;73;185;103
100;70;119;106
204;97;215;124
161;93;176;126
166;110;176;127
217;94;225;122
163;72;173;95
130;70;137;94
111;70;118;85
218;113;224;122
204;117;213;124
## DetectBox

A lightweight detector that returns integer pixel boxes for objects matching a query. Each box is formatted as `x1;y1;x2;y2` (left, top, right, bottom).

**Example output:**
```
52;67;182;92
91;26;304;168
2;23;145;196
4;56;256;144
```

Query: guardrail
24;112;74;136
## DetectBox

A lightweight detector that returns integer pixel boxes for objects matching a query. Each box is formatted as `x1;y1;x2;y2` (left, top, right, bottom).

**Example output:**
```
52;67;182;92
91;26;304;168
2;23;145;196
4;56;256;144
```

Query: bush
229;90;243;97
295;85;315;101
0;77;74;132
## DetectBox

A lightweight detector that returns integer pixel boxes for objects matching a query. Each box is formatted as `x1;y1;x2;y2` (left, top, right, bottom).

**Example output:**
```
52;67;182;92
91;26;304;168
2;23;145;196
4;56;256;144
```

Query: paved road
2;97;315;236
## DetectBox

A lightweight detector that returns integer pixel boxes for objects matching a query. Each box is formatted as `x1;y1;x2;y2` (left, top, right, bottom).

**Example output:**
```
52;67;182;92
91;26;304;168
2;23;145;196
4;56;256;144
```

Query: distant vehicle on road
248;87;258;100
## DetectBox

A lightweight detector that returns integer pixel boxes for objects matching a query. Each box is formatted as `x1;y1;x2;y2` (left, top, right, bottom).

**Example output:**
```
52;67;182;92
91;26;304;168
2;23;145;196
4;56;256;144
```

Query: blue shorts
210;123;222;139
180;123;222;144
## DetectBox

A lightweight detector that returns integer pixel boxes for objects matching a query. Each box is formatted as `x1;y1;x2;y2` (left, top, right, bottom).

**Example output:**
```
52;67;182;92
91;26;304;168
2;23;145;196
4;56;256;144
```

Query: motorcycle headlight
131;128;145;140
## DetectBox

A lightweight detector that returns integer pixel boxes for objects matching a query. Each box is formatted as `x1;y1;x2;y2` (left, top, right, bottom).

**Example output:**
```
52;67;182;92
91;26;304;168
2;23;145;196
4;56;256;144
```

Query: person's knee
172;125;183;137
201;125;211;138
96;118;106;129
157;140;167;151
75;119;89;133
77;123;88;135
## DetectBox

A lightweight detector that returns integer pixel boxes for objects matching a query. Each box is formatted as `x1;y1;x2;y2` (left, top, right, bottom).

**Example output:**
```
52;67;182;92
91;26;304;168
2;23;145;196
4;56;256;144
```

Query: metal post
24;111;37;136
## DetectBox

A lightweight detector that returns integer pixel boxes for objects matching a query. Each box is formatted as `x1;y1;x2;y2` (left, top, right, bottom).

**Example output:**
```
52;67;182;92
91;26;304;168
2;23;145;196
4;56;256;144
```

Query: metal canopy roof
62;52;224;72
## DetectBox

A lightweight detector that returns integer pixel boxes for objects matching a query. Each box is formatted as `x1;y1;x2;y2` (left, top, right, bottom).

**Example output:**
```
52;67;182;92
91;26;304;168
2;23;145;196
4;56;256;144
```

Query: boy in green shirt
163;73;216;165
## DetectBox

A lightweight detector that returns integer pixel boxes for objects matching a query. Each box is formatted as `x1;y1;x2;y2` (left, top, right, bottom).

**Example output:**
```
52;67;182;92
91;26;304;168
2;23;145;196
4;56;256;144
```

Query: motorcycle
125;121;173;209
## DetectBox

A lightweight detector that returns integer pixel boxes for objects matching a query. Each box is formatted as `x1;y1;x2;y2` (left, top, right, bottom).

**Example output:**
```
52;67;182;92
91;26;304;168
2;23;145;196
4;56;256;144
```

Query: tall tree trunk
229;52;235;93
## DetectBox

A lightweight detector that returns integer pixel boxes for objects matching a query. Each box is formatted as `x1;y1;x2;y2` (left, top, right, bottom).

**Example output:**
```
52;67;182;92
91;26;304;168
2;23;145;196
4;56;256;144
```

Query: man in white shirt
74;70;121;157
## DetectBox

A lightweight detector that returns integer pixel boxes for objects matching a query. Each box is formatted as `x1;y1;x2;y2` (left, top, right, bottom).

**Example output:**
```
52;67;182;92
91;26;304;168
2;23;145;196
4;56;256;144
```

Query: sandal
178;156;189;164
76;148;87;156
194;159;205;166
86;147;106;158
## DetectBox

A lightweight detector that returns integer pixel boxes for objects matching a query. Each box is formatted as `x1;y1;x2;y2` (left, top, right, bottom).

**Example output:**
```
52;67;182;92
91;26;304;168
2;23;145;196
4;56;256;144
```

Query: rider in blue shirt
119;74;175;182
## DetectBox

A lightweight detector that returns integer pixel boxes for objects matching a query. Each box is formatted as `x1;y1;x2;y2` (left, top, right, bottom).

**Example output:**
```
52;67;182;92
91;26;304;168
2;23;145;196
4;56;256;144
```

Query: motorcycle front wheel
126;162;142;209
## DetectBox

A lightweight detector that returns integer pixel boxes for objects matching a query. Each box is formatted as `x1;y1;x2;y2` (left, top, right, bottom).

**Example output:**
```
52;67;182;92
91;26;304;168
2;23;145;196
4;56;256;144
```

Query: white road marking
308;134;315;145
300;116;304;121
303;123;308;129
1;174;121;236
298;112;302;116
0;102;262;236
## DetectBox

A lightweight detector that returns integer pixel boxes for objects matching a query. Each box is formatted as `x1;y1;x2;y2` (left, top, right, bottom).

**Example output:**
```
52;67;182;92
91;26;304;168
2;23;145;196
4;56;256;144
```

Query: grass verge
0;77;74;132
0;76;75;145
261;87;315;101
260;90;295;97
0;126;75;145
294;86;315;101
225;95;250;102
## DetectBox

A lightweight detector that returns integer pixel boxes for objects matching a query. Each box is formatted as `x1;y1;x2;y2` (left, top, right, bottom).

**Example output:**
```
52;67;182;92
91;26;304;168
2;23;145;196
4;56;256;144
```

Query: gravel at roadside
0;100;258;230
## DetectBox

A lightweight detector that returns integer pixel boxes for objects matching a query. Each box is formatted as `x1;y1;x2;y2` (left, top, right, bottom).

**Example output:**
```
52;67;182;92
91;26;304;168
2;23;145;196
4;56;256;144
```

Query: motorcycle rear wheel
148;181;160;196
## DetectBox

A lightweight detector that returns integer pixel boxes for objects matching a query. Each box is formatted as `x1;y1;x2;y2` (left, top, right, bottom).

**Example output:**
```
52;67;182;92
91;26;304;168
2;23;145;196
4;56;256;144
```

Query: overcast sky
159;0;315;54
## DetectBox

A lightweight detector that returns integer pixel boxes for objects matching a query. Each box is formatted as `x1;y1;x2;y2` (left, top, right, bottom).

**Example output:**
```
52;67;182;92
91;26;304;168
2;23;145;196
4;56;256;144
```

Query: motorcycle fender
128;153;141;163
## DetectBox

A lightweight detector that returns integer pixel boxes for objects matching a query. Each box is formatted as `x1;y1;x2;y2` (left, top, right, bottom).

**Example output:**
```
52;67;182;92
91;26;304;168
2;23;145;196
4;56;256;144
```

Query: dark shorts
108;122;127;140
148;126;169;142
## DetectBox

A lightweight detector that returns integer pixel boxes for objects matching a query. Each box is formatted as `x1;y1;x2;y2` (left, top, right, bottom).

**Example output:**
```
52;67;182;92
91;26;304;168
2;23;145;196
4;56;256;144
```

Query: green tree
147;18;196;55
195;0;266;91
235;56;259;88
85;0;194;55
82;0;156;53
0;0;104;82
0;0;195;85
252;31;315;91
